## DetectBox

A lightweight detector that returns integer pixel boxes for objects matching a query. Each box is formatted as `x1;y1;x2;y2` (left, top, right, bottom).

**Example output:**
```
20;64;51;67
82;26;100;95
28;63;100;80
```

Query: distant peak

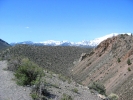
10;33;132;47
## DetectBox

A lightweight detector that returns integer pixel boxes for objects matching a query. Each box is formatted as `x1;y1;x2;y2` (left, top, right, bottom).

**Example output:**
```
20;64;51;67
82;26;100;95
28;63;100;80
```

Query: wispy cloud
25;27;29;29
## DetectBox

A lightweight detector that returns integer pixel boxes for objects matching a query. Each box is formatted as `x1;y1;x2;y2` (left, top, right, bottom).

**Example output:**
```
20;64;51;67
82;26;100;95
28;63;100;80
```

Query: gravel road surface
0;61;32;100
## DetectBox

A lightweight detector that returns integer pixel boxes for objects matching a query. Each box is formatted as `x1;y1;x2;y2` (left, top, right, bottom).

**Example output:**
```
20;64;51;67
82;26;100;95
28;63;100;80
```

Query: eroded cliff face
71;34;133;100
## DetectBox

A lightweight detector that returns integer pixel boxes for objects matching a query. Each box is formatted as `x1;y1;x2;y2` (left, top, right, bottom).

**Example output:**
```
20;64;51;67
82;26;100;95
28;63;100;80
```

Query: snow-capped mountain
10;41;34;46
10;33;132;47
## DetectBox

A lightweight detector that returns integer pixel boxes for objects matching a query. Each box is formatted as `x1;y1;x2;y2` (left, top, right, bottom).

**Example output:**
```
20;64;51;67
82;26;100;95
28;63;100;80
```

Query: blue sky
0;0;133;43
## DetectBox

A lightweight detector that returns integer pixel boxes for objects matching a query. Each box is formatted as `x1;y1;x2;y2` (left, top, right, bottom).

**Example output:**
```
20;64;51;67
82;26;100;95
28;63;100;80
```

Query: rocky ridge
71;34;133;100
0;39;10;51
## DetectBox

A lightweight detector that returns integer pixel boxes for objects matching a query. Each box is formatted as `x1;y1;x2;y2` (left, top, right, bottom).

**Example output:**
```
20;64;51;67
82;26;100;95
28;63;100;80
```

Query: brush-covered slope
1;45;92;76
71;34;133;100
0;39;10;51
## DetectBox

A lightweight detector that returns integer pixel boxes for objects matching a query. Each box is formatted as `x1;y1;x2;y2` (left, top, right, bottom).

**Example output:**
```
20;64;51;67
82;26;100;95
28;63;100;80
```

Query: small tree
117;58;121;63
88;82;106;95
127;59;132;65
128;67;131;71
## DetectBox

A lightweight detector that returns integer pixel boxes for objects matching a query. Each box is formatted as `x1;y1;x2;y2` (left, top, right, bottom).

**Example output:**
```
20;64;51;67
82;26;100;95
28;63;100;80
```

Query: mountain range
1;32;133;99
10;33;132;47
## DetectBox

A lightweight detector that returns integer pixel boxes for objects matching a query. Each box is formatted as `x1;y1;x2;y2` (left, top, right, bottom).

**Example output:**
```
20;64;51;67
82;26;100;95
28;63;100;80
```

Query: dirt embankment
71;34;133;100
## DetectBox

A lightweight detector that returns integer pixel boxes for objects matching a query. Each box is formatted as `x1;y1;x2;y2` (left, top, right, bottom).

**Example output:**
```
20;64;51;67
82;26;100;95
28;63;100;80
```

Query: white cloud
25;27;29;28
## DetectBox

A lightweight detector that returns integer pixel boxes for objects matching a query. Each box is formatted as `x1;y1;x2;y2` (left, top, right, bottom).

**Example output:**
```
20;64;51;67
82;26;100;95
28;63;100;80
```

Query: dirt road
0;61;32;100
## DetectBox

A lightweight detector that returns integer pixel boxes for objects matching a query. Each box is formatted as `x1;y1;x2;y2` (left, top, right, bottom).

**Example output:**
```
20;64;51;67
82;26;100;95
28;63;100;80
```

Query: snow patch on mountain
39;33;131;46
10;33;132;47
39;40;70;46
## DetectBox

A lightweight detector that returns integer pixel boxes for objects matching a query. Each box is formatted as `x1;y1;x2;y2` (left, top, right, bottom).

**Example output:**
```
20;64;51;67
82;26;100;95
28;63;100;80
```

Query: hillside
71;34;133;100
0;60;102;100
0;45;92;76
0;39;10;52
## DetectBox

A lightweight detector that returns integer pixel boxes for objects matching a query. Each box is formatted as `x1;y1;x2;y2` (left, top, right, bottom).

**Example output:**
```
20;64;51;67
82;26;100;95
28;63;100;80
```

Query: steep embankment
71;34;133;100
0;61;32;100
0;45;92;76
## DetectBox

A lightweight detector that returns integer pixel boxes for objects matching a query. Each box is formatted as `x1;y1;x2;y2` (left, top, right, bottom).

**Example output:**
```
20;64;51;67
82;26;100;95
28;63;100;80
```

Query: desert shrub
51;83;59;88
120;34;125;39
0;57;2;61
12;58;50;99
31;83;50;100
14;58;44;86
61;93;73;100
71;88;78;93
117;58;121;63
88;82;106;95
127;59;131;65
128;67;131;71
31;93;39;100
108;93;119;100
68;78;72;84
7;57;21;71
58;74;67;82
